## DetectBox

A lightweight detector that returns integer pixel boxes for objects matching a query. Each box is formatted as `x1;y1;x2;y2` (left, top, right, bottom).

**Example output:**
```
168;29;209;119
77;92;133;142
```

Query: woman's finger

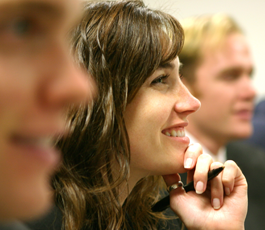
210;162;224;209
193;153;213;194
184;143;203;169
222;160;238;195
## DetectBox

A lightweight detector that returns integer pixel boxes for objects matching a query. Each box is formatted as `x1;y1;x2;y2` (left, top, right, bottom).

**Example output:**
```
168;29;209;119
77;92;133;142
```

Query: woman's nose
174;82;201;115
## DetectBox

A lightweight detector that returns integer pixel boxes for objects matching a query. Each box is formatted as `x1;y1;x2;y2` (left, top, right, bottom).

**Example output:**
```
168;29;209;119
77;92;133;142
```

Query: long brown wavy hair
53;1;184;229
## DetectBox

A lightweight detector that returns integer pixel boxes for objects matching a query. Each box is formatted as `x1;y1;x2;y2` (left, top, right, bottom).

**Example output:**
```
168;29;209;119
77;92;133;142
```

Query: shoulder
0;222;31;230
24;205;62;230
227;141;265;162
226;141;265;190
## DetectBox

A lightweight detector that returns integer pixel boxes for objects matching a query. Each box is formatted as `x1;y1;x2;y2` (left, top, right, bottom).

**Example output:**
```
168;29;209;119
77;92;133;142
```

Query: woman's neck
118;167;146;205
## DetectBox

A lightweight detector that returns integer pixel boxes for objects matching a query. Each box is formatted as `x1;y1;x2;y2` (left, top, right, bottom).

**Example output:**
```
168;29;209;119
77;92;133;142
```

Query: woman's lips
162;127;190;144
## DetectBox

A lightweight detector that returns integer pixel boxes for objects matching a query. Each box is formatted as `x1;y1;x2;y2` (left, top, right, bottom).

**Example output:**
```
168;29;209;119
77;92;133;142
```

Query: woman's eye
179;67;185;80
151;74;169;84
179;73;184;81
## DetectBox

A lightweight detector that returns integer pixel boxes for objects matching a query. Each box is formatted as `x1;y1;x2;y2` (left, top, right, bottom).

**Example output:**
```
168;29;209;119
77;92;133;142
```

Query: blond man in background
179;14;265;230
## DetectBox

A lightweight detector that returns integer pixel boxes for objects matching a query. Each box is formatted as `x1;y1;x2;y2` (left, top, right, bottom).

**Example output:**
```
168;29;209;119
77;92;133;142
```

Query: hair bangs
127;8;184;102
156;12;184;66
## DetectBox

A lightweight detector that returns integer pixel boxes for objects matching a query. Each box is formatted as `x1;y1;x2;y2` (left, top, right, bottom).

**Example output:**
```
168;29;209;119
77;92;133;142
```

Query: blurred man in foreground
0;0;95;227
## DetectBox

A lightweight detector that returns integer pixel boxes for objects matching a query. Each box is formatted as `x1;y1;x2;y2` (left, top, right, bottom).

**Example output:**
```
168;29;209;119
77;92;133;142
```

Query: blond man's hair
179;14;243;84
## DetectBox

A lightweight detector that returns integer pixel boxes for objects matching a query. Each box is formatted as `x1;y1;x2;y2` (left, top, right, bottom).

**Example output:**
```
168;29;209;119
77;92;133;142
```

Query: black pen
151;166;225;212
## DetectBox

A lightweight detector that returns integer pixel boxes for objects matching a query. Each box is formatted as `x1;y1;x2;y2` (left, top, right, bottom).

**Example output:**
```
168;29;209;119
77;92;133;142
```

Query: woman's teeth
165;129;185;137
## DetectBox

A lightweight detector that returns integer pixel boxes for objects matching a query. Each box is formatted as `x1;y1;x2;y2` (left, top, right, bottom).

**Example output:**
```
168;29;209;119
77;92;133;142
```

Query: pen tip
217;166;225;172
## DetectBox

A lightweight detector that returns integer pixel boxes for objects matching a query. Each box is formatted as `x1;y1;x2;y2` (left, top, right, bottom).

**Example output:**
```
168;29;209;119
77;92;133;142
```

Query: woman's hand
163;144;248;230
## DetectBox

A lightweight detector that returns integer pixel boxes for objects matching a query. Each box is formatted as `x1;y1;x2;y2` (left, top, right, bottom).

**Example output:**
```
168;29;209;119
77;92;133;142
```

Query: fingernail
184;158;193;168
213;198;220;210
195;181;204;194
225;187;230;196
187;144;198;152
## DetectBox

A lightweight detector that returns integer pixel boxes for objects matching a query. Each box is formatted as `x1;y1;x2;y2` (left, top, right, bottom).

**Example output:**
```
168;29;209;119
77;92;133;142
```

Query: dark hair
53;1;184;229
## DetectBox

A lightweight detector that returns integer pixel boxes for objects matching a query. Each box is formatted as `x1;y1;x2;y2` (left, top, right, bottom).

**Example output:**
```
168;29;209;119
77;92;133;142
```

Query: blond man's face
186;33;256;144
0;0;94;221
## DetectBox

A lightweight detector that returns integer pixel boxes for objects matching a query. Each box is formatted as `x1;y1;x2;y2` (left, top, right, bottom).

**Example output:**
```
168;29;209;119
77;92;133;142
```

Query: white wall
144;0;265;99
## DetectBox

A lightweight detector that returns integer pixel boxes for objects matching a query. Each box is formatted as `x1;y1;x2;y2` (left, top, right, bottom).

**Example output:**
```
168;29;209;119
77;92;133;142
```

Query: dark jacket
0;222;31;230
227;141;265;230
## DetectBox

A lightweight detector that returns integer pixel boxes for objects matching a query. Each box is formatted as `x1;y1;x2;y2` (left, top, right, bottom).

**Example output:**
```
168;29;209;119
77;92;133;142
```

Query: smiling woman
47;1;248;230
54;1;187;227
124;57;200;177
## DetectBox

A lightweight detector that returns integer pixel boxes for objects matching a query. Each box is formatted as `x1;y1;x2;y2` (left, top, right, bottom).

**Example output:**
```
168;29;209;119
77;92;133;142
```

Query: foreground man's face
0;0;94;221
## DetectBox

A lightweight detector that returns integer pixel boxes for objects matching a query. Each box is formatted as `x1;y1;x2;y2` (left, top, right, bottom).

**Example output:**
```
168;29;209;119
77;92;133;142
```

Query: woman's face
124;57;200;178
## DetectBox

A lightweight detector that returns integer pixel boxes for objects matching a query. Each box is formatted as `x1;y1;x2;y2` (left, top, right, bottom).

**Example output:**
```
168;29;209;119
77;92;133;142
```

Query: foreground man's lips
10;133;61;168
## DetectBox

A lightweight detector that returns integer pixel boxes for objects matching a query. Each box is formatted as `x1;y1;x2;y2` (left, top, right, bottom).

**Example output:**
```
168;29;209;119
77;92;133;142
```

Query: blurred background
144;0;265;100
